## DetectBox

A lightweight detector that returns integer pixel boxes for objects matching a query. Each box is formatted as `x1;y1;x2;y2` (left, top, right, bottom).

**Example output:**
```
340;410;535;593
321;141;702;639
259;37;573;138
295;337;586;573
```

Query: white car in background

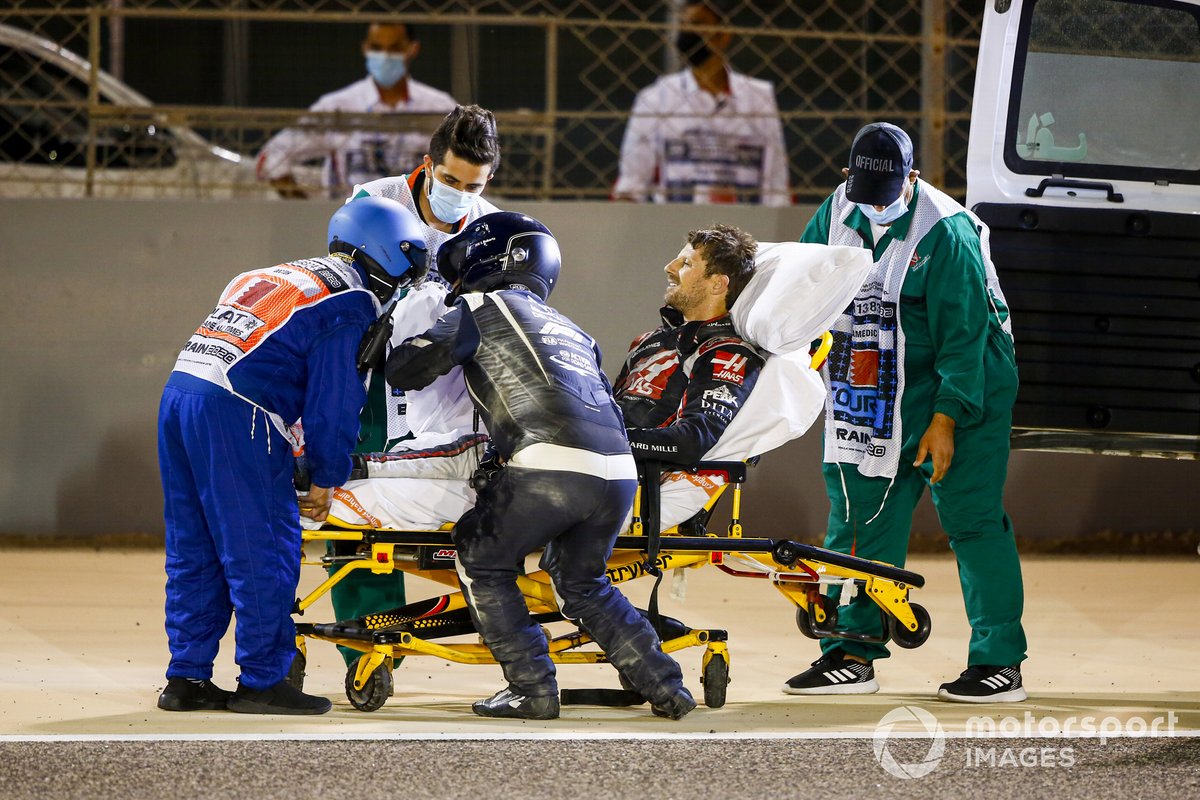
0;22;267;198
967;0;1200;457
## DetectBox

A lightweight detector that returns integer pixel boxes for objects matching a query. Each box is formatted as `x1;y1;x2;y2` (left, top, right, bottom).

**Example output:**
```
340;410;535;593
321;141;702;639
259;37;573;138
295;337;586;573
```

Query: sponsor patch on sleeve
702;385;740;408
711;350;748;385
701;385;738;422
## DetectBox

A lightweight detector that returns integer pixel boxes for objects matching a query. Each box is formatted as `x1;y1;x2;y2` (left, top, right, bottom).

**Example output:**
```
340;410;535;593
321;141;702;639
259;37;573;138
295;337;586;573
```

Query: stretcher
291;457;930;713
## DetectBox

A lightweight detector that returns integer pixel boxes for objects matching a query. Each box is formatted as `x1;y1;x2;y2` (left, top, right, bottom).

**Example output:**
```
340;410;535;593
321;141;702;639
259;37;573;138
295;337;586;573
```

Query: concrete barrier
0;198;1195;543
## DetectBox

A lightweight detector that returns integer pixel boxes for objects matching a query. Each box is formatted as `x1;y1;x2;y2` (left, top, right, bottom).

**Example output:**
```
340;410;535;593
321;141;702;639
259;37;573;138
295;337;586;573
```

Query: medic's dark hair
365;21;418;41
428;104;501;173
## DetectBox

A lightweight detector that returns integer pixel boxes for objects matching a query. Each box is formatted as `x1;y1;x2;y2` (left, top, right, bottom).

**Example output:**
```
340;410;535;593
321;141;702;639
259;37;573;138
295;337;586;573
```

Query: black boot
472;687;560;720
157;677;233;712
651;686;697;720
226;679;332;715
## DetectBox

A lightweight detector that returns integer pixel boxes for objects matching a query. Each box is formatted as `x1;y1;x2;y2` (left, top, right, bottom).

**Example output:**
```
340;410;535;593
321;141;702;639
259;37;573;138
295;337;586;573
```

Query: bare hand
913;412;956;484
298;484;333;521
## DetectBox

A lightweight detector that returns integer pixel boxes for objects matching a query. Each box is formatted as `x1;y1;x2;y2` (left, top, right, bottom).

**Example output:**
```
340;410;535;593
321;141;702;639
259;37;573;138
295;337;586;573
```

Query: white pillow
703;350;826;462
731;242;873;356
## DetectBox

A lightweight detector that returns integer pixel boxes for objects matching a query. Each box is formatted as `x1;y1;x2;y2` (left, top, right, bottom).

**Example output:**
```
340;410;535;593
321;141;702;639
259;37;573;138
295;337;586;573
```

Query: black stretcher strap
637;460;669;639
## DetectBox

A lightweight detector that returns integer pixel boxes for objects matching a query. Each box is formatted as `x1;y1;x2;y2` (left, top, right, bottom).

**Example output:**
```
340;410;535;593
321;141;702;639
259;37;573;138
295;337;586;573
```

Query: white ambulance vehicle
968;0;1200;457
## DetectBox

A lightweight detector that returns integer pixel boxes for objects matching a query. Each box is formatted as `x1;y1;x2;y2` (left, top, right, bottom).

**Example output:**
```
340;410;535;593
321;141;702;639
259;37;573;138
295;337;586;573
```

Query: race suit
613;306;766;529
317;305;771;534
158;255;375;689
385;286;687;703
801;178;1027;667
255;77;456;198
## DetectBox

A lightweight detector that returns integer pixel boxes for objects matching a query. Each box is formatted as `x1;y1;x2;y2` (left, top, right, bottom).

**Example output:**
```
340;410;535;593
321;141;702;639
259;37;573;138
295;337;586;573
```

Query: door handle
1024;177;1124;202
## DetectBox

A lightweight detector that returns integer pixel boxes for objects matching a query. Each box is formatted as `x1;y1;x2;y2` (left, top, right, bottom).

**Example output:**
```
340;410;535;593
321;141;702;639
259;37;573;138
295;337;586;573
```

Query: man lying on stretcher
305;228;873;533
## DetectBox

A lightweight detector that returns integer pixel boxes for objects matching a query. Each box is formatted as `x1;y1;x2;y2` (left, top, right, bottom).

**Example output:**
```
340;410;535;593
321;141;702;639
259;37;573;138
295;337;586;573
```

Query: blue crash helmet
437;211;561;304
328;196;429;303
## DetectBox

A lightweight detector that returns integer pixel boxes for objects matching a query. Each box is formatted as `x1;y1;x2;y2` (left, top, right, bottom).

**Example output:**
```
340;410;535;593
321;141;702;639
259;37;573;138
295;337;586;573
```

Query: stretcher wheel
702;653;729;708
345;656;392;712
286;649;307;692
888;603;932;649
795;595;839;640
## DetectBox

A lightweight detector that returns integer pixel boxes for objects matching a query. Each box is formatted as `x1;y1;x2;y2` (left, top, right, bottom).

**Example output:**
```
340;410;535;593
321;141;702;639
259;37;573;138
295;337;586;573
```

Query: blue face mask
426;168;482;223
365;52;407;89
857;190;909;226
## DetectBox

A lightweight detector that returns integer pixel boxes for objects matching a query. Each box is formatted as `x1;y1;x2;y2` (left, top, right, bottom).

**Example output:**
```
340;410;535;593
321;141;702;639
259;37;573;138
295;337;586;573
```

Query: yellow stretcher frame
292;456;930;713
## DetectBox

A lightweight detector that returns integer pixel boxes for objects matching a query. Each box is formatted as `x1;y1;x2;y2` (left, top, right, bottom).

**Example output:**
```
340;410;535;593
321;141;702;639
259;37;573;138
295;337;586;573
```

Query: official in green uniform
784;122;1028;703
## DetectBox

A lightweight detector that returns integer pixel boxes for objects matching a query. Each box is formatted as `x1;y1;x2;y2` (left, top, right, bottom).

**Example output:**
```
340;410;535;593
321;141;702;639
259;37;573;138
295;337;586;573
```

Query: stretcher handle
318;528;926;588
810;331;834;371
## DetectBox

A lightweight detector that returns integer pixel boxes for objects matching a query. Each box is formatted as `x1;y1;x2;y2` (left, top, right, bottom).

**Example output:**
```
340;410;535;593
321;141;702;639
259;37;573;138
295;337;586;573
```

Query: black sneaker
226;679;332;715
650;686;696;720
157;677;232;712
938;665;1026;703
782;651;879;695
472;688;560;720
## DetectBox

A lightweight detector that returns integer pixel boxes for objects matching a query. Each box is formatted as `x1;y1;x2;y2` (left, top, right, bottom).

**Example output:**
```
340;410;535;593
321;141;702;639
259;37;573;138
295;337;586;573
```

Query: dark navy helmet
328;196;429;303
437;212;561;303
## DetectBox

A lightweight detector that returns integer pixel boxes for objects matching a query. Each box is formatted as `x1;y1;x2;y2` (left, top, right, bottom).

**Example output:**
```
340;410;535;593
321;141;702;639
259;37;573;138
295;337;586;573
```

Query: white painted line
1;730;1198;743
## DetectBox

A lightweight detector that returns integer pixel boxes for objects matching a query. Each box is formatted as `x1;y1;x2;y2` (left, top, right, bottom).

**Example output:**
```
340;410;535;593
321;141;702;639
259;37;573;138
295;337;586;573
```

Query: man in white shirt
614;1;790;206
256;22;457;199
315;105;503;665
349;104;501;252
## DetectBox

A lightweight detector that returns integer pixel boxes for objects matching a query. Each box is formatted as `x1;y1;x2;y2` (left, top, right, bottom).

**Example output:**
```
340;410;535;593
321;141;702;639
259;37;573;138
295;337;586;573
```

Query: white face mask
425;168;481;223
857;190;909;226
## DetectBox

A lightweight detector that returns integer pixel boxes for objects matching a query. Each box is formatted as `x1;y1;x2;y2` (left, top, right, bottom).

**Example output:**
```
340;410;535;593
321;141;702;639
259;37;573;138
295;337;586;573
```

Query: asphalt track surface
4;551;1199;798
1;736;1198;799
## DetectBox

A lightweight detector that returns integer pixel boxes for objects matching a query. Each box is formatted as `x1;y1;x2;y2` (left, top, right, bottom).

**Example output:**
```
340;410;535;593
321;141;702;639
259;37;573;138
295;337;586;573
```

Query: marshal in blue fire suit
385;286;687;703
158;255;376;690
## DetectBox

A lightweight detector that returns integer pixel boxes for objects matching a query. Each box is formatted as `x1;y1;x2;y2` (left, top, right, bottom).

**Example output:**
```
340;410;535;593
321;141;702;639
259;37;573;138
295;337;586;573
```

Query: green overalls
800;181;1027;667
324;369;409;666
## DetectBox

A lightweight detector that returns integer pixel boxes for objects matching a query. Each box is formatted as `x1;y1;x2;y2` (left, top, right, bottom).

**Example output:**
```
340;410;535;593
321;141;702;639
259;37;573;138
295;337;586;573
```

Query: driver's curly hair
687;224;757;306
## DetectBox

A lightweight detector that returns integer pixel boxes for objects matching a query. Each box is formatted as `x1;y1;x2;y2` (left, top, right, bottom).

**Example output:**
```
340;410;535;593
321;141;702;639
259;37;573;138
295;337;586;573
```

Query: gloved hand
470;446;504;491
293;455;312;492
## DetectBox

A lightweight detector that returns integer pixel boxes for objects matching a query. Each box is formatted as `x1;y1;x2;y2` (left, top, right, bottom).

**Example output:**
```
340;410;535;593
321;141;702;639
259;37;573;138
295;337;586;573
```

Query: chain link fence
1;0;986;200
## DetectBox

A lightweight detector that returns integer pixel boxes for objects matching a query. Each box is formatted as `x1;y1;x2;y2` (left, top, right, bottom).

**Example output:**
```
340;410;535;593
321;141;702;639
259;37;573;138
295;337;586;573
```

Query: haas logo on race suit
625;350;680;400
712;351;748;385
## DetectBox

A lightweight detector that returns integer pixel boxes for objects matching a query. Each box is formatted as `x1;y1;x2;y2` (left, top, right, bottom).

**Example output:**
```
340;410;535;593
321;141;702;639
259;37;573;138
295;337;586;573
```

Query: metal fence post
920;0;947;186
108;0;125;81
450;22;477;102
543;17;558;198
86;6;102;197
